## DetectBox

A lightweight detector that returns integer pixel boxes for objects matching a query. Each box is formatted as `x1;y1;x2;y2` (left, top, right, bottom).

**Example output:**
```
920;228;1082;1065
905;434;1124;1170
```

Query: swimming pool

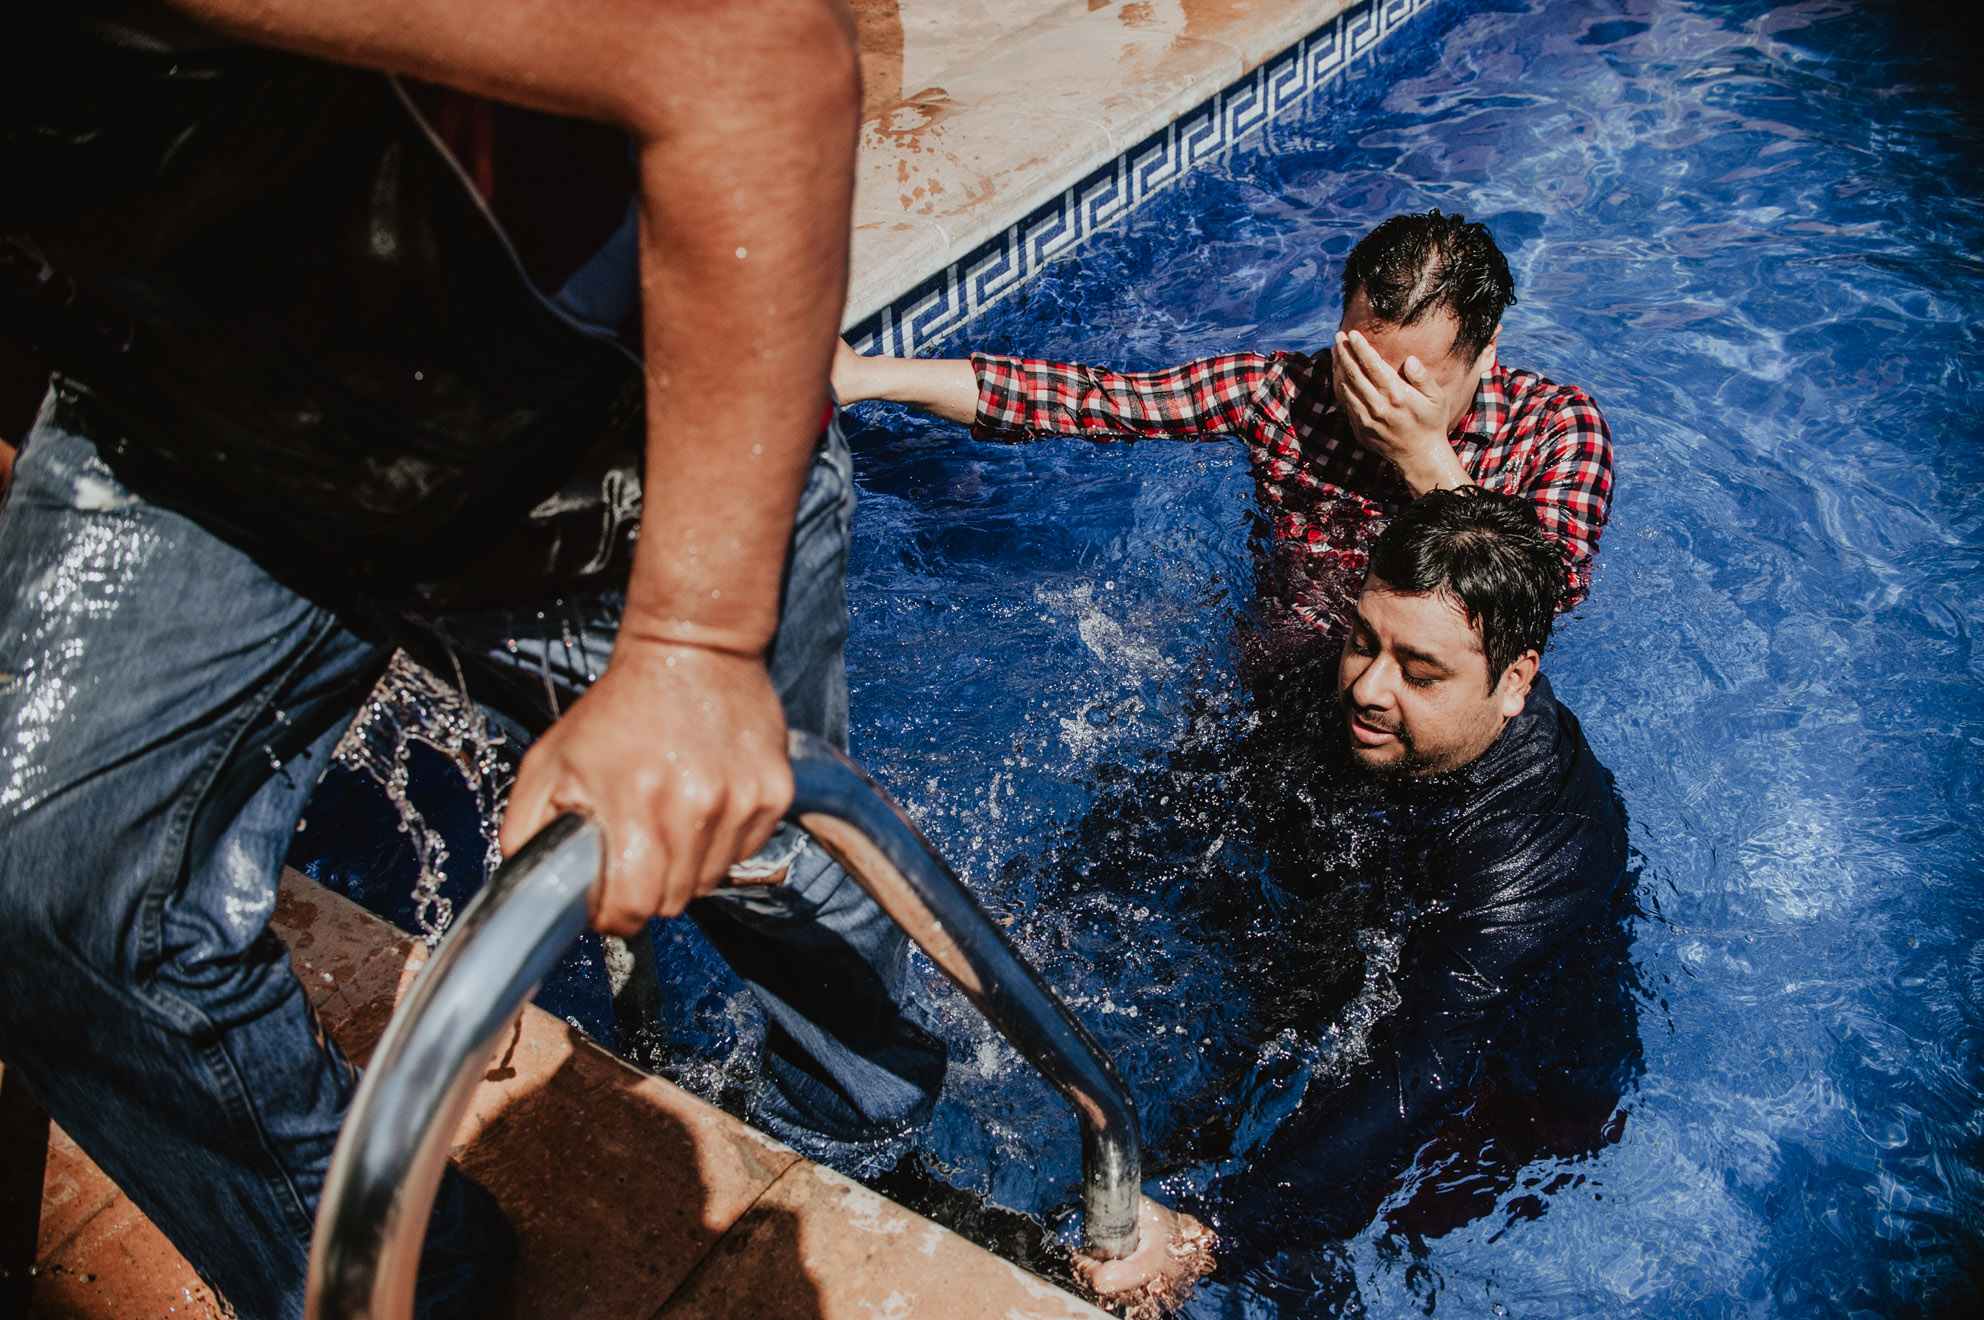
297;0;1984;1312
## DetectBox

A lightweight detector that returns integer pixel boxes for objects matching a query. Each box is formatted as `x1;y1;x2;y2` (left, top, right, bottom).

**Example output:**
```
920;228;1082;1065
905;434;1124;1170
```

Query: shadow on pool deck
7;871;1106;1320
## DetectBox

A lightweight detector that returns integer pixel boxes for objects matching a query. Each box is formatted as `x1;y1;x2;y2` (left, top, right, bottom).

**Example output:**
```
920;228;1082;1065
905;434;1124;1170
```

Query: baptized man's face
1336;578;1534;777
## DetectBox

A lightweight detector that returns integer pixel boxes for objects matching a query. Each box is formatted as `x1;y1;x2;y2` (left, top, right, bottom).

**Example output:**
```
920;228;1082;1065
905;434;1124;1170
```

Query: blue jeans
0;410;943;1319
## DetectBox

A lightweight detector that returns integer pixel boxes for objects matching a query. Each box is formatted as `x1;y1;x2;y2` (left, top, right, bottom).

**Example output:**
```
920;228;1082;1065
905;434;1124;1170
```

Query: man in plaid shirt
836;211;1613;635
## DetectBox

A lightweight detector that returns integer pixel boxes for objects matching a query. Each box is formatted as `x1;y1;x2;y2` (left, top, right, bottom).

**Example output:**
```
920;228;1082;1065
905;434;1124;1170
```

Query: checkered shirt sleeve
1488;378;1613;609
970;351;1278;443
1532;399;1611;609
968;351;1614;615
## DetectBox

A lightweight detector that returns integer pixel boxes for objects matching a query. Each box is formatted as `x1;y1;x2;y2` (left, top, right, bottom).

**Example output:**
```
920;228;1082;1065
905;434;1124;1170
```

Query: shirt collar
1453;671;1555;789
1453;360;1512;442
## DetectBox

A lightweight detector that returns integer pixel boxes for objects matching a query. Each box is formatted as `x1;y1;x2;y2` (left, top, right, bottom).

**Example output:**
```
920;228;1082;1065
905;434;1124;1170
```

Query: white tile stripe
848;0;1443;360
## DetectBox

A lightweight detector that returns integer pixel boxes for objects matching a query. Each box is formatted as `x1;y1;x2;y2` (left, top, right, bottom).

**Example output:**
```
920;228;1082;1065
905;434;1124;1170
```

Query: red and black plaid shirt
971;350;1613;630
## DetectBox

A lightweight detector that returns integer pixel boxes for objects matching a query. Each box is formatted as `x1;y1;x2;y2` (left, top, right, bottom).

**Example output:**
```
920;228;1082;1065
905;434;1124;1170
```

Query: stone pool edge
846;0;1443;357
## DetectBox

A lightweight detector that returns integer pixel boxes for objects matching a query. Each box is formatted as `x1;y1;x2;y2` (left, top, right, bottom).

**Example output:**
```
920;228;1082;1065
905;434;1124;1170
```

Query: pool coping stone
847;0;1442;356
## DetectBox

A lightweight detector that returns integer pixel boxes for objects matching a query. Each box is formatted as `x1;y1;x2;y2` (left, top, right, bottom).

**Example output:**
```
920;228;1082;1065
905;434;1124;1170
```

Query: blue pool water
298;0;1984;1312
844;0;1984;1310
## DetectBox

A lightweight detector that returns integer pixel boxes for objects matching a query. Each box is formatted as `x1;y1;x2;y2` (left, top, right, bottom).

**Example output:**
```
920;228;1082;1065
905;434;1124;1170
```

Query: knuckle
674;778;721;814
607;909;648;935
761;765;795;809
599;892;650;933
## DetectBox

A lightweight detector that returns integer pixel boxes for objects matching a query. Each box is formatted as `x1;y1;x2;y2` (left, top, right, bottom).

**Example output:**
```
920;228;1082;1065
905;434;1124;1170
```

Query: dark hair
1367;488;1558;681
1341;211;1516;360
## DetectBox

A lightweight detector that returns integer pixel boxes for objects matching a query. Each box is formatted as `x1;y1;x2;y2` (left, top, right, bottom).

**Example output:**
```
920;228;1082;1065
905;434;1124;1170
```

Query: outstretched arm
833;338;978;422
172;0;860;930
836;338;1281;443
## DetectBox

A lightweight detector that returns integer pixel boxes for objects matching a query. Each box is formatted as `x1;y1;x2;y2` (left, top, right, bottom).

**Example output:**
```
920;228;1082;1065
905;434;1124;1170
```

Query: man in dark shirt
1207;485;1630;1259
1057;486;1629;1308
833;211;1615;634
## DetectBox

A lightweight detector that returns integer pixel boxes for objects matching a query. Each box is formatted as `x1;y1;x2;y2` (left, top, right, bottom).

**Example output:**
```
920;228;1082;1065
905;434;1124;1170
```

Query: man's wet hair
1342;211;1517;360
1368;487;1558;682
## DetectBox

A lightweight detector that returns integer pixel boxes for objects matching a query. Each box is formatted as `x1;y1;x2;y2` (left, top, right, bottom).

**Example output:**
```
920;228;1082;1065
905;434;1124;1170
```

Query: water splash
332;650;514;943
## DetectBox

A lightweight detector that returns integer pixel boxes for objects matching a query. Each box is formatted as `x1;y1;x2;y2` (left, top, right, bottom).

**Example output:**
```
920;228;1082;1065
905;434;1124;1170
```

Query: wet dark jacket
1232;670;1630;1233
0;2;646;613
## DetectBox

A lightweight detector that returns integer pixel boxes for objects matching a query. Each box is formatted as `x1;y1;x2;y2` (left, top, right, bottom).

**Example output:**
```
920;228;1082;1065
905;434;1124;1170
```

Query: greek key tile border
848;0;1441;360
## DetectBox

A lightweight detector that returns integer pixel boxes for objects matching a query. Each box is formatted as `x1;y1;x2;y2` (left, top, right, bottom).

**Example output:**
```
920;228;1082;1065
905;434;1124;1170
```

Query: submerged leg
701;412;945;1163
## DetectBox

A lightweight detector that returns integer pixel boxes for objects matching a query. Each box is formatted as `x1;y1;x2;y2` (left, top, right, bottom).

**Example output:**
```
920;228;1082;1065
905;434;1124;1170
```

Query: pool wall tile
847;0;1444;358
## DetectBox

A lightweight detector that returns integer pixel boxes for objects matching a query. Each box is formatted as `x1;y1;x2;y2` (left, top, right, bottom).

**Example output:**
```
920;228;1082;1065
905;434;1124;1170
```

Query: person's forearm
1397;440;1472;497
835;349;978;425
173;0;863;917
618;12;859;655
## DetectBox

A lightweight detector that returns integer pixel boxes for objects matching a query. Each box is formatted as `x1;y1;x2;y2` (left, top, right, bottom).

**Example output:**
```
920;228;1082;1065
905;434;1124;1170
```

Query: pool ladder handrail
305;731;1141;1320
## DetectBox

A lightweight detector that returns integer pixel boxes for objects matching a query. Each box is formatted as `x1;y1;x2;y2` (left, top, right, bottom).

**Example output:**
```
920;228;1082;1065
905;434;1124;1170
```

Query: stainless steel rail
784;734;1142;1259
305;731;1141;1320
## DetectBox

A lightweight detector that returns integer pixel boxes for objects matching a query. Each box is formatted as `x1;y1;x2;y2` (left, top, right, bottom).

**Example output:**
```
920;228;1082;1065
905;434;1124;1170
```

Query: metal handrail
305;731;1141;1320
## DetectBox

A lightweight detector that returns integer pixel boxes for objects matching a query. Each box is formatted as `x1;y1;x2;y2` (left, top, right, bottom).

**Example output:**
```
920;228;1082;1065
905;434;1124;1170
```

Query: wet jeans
0;410;944;1319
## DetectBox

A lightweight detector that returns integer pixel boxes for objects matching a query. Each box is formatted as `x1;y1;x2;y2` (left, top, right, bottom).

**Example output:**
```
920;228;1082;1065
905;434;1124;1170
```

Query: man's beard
1338;695;1433;777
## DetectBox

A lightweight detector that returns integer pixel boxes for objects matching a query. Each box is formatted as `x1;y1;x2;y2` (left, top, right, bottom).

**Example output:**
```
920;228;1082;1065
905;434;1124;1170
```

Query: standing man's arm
170;0;861;931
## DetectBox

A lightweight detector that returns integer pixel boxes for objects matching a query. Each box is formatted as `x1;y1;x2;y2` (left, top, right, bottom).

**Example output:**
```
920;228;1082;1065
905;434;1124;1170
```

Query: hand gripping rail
305;731;1141;1320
